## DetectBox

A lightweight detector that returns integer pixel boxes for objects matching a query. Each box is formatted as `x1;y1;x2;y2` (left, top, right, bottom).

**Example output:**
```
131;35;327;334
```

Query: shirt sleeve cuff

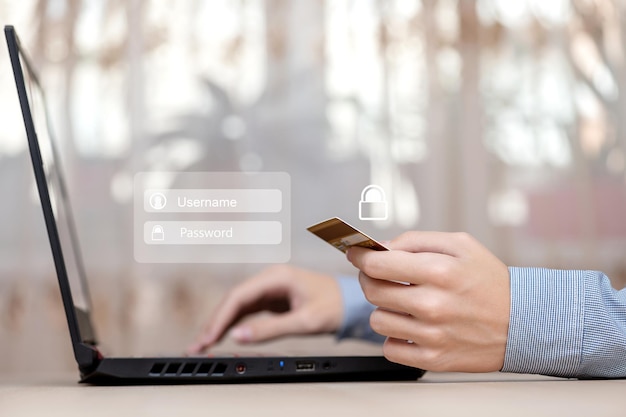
504;267;626;378
335;275;385;344
502;267;585;377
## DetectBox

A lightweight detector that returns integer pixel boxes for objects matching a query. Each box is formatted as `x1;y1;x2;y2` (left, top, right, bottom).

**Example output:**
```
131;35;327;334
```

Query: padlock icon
151;225;165;241
359;185;388;221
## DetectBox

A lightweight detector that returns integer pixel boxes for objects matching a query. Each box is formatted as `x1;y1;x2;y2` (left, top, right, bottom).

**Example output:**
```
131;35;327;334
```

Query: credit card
307;217;389;253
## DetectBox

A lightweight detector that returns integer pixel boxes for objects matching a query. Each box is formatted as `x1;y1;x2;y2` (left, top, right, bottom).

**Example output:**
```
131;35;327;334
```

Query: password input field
144;221;282;245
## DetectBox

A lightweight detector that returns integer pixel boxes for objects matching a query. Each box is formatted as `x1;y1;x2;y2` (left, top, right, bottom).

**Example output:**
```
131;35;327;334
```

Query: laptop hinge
75;343;102;375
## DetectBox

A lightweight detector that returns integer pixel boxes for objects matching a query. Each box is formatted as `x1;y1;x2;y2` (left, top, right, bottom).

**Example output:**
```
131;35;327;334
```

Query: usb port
295;361;316;372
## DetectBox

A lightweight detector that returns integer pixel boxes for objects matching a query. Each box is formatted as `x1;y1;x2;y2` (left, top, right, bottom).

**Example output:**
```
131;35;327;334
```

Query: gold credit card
307;217;389;253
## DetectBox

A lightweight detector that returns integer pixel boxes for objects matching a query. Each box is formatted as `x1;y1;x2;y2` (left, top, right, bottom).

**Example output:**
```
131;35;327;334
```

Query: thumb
230;313;303;343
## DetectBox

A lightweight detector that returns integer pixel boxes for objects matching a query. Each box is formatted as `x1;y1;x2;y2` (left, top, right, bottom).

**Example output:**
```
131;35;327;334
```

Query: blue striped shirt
335;267;626;378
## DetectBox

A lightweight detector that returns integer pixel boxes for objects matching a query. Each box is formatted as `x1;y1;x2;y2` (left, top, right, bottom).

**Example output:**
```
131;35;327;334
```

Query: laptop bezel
5;26;100;367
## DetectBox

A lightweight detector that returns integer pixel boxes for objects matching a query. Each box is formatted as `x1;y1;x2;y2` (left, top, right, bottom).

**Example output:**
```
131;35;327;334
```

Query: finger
388;231;474;257
188;294;244;353
230;312;306;344
359;272;452;324
369;308;443;345
348;246;455;285
369;308;416;341
382;337;430;369
358;272;416;312
191;269;290;352
383;336;456;372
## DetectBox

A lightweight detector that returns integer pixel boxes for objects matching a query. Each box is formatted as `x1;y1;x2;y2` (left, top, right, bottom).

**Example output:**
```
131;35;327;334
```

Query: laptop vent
148;361;229;377
181;362;198;374
165;362;182;375
212;362;227;375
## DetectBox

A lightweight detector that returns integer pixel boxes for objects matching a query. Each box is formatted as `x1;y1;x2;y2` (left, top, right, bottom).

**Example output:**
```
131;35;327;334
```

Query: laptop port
295;361;316;372
235;363;246;374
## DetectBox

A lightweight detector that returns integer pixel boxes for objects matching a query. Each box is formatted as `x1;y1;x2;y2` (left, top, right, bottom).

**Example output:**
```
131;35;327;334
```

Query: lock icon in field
151;225;165;241
359;185;388;221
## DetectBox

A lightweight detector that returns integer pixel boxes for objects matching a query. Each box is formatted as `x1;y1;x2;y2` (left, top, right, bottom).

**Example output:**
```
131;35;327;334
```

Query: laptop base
81;356;424;385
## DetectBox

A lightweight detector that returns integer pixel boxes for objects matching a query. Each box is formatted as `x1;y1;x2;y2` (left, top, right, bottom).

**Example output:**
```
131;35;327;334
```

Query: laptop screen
7;27;96;345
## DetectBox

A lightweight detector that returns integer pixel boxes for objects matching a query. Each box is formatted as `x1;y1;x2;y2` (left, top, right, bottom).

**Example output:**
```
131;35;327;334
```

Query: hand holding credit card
307;217;389;253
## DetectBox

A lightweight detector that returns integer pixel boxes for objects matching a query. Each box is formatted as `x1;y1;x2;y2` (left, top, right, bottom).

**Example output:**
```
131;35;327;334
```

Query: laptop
5;25;425;384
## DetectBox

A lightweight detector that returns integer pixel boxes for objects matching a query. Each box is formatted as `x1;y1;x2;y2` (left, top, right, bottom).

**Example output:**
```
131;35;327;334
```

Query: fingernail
230;326;252;342
188;334;215;354
186;343;201;354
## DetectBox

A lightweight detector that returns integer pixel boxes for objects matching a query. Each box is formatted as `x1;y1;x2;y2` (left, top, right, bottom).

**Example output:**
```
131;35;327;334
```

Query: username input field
144;189;282;213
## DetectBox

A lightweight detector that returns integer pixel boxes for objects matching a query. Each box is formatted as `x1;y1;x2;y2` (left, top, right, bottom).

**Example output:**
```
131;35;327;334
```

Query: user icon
149;192;167;210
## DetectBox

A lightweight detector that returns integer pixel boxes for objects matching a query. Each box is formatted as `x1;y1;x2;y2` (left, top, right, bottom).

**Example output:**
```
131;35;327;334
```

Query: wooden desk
0;372;622;417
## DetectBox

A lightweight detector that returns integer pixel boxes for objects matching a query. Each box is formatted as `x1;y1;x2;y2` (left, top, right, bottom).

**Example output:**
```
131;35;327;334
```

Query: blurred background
1;0;626;375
